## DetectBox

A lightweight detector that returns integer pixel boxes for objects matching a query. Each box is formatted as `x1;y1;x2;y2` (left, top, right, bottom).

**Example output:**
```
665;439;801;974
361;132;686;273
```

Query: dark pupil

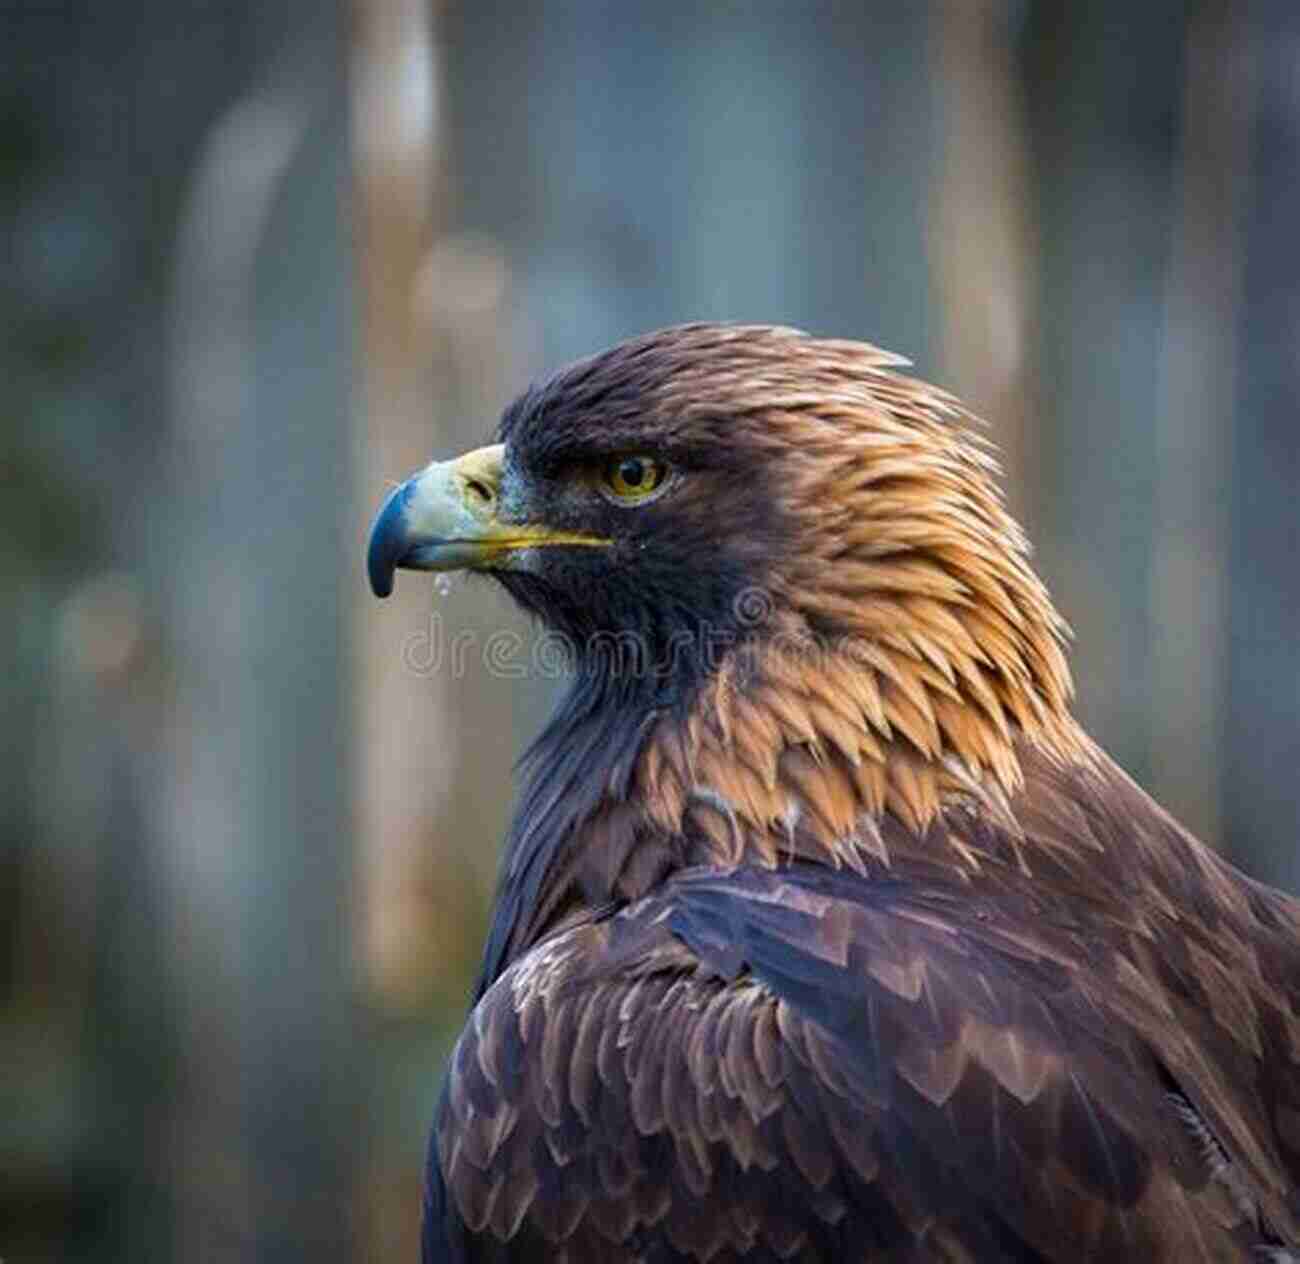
619;457;646;488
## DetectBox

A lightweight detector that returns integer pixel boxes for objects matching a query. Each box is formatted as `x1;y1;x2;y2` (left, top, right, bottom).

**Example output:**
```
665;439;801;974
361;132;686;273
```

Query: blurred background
1;1;1297;1259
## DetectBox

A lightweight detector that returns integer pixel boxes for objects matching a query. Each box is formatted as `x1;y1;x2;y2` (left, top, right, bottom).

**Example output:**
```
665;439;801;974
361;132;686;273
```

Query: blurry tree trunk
163;10;357;1261
353;2;528;1258
1021;3;1187;787
1224;0;1300;891
353;0;460;1015
1148;3;1247;847
931;0;1036;522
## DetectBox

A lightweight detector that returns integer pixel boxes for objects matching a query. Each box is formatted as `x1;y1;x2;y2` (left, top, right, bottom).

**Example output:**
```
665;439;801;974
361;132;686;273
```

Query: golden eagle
367;324;1300;1262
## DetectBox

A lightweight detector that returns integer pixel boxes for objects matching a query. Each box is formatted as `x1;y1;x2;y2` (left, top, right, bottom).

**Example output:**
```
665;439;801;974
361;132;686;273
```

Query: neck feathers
633;610;1086;873
487;584;1085;986
487;349;1091;975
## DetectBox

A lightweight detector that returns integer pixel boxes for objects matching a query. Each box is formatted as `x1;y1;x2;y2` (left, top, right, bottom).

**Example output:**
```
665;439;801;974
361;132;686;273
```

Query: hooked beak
366;443;611;598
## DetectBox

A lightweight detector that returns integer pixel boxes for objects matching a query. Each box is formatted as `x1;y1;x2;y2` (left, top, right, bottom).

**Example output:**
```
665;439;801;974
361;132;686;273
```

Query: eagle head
369;323;1077;845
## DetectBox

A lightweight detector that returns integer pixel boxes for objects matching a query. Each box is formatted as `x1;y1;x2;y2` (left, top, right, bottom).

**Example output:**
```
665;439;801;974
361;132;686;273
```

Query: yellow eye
601;454;668;503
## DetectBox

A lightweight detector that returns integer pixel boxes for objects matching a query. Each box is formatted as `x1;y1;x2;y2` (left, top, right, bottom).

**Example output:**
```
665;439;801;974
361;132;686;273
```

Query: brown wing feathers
436;788;1295;1261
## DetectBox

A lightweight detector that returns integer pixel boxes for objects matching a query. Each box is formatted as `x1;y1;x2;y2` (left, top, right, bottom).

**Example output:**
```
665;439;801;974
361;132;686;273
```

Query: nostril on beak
464;478;494;506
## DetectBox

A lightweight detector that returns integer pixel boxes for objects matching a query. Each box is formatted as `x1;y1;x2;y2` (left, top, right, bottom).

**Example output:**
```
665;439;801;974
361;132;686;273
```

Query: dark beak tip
368;564;395;599
366;484;408;599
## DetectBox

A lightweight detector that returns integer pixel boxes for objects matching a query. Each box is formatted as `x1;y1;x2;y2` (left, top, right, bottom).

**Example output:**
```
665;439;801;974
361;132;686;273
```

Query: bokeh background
2;1;1297;1260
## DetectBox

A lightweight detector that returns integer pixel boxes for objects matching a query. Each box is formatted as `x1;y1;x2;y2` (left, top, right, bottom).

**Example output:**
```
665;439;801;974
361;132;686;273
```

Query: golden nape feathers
624;337;1085;852
368;324;1300;1263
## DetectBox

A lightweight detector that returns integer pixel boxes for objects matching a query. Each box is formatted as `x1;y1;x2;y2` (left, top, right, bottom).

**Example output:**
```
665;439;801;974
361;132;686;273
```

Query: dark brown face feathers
409;325;1300;1263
